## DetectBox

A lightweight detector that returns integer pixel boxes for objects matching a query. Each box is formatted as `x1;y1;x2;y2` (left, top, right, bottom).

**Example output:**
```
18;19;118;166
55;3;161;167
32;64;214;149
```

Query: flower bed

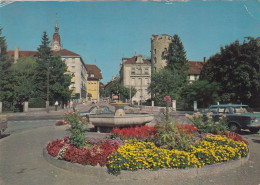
46;110;249;175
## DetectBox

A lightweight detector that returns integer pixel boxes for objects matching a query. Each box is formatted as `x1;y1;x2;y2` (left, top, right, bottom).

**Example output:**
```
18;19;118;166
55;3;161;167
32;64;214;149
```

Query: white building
120;55;151;103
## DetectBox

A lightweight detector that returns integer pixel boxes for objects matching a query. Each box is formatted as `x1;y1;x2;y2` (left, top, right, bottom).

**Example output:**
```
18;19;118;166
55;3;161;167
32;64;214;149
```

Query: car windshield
232;106;250;114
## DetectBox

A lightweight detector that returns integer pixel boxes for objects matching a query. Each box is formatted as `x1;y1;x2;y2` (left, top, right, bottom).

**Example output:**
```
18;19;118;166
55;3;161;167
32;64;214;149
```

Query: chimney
203;57;207;63
14;46;19;63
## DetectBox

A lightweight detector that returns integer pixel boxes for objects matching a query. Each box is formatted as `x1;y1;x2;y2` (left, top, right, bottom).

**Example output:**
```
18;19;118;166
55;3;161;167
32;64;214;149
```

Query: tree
49;54;71;105
35;31;71;105
35;31;53;101
106;79;136;100
166;34;189;83
0;26;11;102
182;80;220;108
148;68;183;106
200;37;260;107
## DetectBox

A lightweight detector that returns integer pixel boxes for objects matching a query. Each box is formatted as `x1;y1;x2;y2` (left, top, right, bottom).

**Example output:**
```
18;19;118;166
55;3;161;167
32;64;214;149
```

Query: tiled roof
86;64;103;80
187;61;204;75
123;56;151;65
53;49;80;56
7;50;38;62
7;50;38;58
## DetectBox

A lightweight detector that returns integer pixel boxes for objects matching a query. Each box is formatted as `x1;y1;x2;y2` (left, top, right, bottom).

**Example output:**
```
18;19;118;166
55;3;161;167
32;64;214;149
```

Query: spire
55;13;59;33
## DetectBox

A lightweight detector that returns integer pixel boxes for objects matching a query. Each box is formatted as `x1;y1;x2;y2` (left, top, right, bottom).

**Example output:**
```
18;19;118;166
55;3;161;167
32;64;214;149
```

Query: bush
65;111;88;148
28;98;46;108
186;112;228;134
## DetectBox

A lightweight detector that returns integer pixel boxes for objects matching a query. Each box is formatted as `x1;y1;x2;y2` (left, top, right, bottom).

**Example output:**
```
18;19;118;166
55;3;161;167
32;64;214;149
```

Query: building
8;16;88;99
151;34;172;72
151;34;205;82
119;55;151;103
187;59;206;83
86;64;103;102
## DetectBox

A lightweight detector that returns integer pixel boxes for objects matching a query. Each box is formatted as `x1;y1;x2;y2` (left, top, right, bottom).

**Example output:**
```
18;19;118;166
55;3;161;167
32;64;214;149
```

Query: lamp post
46;58;50;113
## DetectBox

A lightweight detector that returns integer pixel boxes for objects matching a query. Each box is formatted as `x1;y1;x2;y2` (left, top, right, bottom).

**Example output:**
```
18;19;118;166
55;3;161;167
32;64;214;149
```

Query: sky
1;1;260;83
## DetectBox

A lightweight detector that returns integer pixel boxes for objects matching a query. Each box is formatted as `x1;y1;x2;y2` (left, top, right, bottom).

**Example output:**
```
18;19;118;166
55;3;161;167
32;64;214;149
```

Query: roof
53;49;80;56
7;50;38;61
187;61;204;75
86;64;103;80
122;56;151;65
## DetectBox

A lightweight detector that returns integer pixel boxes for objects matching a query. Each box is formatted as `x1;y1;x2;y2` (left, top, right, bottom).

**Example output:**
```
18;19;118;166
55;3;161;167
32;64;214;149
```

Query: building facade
7;17;88;99
119;55;151;103
86;64;103;102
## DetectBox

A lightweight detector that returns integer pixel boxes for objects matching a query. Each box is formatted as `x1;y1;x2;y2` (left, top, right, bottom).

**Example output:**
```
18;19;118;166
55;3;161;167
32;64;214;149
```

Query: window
138;68;142;75
138;78;142;86
145;68;149;75
145;78;149;85
131;68;135;75
131;78;135;85
91;74;94;77
154;57;157;64
154;67;156;72
154;49;156;54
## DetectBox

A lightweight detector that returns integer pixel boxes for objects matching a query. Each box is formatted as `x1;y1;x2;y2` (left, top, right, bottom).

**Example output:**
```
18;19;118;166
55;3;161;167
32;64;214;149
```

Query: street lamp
46;58;50;113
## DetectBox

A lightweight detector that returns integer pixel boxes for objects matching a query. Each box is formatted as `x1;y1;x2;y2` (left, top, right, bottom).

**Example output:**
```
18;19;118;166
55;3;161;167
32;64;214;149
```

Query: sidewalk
2;103;91;118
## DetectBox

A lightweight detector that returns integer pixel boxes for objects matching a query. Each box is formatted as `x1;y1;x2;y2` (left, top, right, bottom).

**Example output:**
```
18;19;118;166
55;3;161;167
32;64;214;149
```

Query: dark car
204;104;260;133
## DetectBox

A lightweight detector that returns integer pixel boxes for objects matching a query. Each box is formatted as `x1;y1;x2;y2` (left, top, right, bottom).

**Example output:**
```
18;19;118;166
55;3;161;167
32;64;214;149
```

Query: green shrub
186;112;228;134
64;111;88;148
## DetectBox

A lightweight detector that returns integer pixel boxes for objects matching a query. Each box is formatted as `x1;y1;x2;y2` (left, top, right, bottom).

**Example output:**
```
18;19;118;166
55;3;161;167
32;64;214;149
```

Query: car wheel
229;123;240;133
249;128;260;134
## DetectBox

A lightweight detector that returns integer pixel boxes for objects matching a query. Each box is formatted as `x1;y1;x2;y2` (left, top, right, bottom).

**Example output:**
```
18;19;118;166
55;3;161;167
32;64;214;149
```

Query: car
203;104;260;133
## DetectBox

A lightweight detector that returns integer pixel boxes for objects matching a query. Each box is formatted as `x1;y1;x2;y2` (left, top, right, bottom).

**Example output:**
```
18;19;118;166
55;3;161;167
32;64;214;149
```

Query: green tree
200;37;260;107
49;54;71;105
106;79;136;100
0;57;37;111
35;31;53;101
182;80;220;108
167;34;189;83
35;31;71;105
0;26;11;102
148;68;183;106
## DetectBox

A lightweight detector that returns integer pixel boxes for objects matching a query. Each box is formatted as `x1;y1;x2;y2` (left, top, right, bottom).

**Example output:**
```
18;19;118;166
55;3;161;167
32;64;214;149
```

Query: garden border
43;148;249;181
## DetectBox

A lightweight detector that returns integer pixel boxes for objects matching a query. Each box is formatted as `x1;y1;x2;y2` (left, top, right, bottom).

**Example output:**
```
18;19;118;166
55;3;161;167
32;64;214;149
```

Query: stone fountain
87;101;154;132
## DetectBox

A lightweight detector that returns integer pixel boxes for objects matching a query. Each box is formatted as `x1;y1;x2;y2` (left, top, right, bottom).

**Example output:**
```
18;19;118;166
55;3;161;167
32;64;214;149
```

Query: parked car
0;115;8;136
203;104;260;133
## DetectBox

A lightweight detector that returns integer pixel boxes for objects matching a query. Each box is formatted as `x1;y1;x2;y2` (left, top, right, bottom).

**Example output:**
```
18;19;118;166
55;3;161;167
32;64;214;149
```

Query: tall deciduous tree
200;37;260;107
106;79;136;100
3;57;37;111
148;68;183;106
182;80;220;108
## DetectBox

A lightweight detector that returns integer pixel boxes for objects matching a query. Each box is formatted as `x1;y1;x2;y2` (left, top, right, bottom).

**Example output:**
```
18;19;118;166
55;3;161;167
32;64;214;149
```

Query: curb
43;148;249;182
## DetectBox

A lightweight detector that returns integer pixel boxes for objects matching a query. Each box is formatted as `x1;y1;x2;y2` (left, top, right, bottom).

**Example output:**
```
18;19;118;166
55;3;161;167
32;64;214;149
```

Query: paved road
0;115;259;185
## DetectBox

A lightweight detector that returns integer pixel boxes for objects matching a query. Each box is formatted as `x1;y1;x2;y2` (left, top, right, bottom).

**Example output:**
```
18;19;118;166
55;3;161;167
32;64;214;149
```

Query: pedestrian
55;101;59;111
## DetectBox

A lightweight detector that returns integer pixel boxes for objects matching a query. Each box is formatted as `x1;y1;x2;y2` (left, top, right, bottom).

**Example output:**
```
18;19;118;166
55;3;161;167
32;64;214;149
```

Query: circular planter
43;148;249;181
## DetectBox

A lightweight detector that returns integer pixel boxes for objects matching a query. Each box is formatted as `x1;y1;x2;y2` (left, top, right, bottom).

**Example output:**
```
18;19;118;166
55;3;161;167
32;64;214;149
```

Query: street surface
0;106;259;185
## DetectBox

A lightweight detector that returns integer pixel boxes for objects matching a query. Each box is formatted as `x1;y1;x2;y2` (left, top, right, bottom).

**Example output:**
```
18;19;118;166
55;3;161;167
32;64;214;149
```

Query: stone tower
151;34;172;72
51;14;63;51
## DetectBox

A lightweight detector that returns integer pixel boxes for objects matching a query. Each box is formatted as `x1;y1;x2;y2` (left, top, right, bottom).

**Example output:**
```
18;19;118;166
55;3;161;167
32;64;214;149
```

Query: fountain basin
88;113;154;128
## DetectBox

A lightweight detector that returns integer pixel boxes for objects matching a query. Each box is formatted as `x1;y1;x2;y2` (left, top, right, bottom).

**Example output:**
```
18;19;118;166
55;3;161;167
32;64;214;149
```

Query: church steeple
51;13;63;51
55;13;59;33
